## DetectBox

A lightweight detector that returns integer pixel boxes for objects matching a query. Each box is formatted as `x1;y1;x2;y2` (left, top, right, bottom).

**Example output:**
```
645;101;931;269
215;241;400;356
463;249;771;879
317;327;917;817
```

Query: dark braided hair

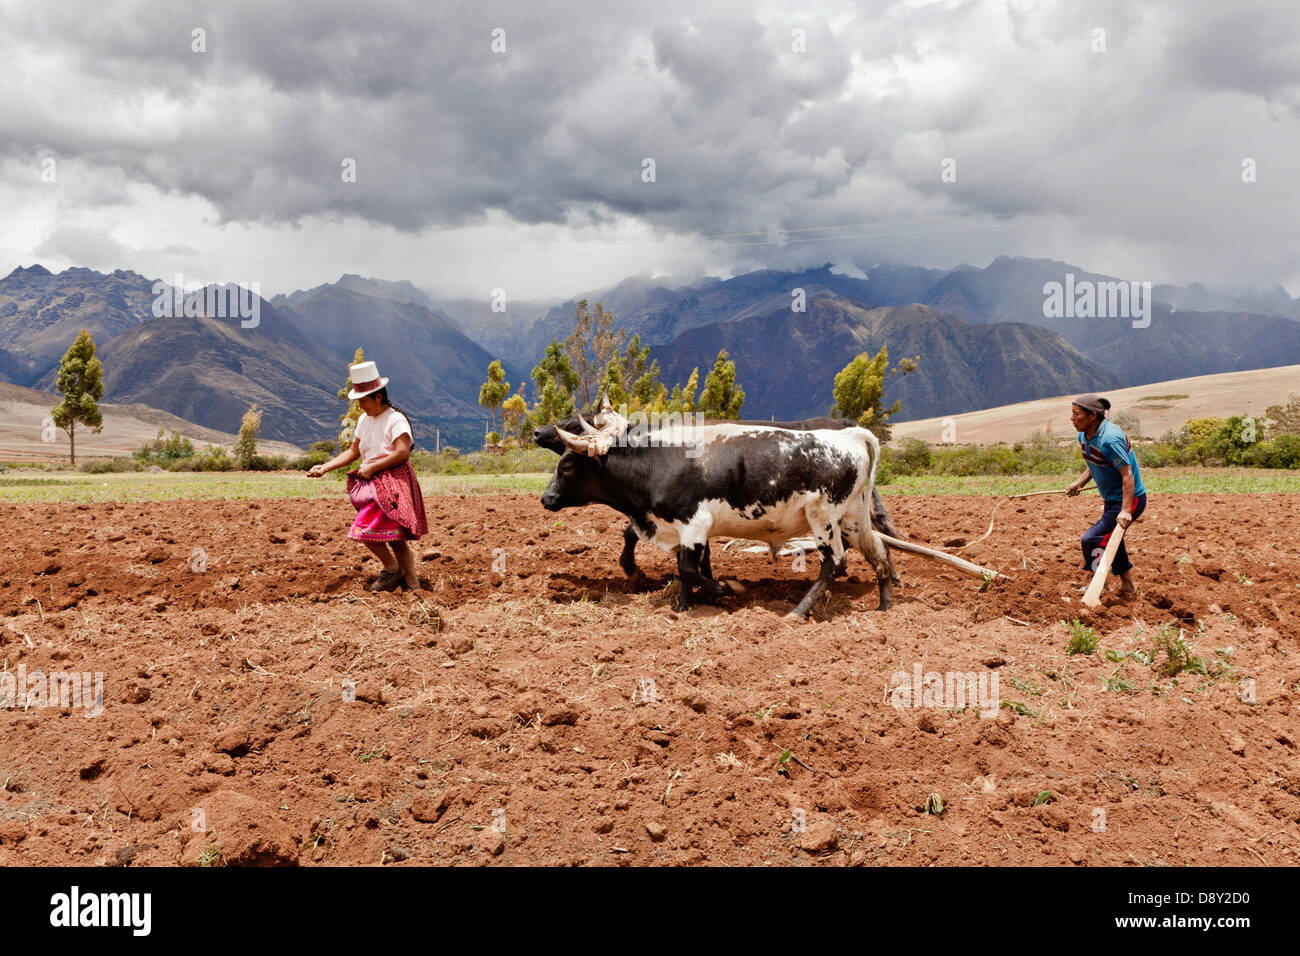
375;387;415;445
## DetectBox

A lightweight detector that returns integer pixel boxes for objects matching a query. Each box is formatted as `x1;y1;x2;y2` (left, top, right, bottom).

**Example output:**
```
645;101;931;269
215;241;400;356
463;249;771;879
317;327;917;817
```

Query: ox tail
849;426;882;558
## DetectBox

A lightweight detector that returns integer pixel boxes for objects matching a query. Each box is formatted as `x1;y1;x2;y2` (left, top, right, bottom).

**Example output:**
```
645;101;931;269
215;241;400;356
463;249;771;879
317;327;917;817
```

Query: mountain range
1;255;1296;449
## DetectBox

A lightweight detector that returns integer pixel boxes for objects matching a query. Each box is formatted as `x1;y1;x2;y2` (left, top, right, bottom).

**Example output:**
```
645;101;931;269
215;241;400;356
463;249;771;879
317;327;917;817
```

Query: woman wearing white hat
308;361;427;591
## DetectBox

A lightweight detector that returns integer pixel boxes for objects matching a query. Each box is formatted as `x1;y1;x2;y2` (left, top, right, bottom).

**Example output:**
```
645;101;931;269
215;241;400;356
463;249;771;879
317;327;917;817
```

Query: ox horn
555;426;590;454
576;408;598;434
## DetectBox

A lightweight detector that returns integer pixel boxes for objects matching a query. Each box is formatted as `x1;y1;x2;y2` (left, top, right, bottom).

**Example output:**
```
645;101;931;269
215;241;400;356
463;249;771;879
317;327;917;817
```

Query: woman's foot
391;541;420;593
367;568;403;592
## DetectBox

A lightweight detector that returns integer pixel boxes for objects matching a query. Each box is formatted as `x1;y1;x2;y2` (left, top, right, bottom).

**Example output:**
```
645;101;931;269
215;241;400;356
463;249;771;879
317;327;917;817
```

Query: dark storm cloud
2;0;868;232
3;0;1299;289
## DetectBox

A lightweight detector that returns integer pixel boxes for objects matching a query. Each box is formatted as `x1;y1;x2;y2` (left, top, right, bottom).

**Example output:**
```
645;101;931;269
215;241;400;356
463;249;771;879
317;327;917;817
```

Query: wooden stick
723;532;1005;580
1082;525;1126;607
1008;489;1070;499
876;533;1003;580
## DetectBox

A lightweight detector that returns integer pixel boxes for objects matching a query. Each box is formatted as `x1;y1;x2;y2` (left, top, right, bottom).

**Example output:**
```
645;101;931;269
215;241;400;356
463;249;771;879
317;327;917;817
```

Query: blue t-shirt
1078;419;1145;504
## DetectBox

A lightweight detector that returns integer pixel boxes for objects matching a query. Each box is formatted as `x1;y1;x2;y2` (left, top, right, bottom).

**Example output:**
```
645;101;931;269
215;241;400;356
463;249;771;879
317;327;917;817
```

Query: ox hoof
783;610;808;623
724;579;746;595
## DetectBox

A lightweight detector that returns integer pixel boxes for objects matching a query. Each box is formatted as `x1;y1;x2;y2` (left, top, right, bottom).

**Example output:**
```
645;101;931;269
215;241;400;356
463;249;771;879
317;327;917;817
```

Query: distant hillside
275;273;440;311
512;266;913;366
889;365;1300;446
1;267;524;450
0;265;157;385
428;295;557;361
5;260;1298;444
0;381;301;462
73;293;343;446
280;282;528;448
488;258;1300;402
654;296;1124;422
915;256;1300;385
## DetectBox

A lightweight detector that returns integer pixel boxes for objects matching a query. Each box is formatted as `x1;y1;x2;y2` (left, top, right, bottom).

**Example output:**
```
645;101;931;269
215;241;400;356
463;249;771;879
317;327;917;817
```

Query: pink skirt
348;502;414;542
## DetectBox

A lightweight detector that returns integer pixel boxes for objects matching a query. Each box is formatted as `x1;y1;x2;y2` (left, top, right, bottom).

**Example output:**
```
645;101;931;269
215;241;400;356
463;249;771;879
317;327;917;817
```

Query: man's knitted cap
1073;393;1111;415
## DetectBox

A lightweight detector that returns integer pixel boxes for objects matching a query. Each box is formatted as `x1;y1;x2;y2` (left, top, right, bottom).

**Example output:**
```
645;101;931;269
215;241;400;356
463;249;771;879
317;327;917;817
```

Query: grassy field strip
0;470;556;503
0;466;1296;503
880;468;1300;496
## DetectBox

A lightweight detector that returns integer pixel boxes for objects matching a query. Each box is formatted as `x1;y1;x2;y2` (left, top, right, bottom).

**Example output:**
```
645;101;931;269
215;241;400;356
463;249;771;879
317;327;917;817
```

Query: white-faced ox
540;409;895;619
533;413;903;589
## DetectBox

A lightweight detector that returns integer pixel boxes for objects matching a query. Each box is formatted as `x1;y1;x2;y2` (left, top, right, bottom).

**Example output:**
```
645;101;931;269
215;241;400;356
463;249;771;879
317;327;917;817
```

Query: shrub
78;457;139;474
1111;409;1143;439
1242;432;1300;468
1181;417;1227;447
234;405;262;469
1206;415;1261;466
408;446;555;475
291;445;333;469
170;445;235;471
895;437;931;474
247;454;293;471
134;429;196;466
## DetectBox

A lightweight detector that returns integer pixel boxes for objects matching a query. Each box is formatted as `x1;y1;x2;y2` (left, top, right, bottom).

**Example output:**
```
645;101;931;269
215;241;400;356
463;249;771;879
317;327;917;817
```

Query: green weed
1064;619;1098;656
1153;622;1210;678
198;844;222;867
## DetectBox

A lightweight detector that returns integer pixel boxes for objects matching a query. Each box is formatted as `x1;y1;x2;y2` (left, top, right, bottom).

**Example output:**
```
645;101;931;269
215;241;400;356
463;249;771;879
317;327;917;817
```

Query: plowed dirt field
2;491;1297;866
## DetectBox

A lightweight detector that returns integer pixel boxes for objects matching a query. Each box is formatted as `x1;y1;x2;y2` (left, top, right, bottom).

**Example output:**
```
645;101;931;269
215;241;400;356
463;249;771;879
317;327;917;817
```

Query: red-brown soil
1;492;1298;866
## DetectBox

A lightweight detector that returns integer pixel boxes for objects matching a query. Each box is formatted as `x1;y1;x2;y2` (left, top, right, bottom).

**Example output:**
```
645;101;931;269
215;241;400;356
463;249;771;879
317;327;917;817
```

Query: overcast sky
2;0;1298;301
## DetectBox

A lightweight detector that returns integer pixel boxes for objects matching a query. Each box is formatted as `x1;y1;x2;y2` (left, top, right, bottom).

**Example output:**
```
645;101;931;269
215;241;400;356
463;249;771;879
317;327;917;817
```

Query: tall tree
530;341;579;425
563;299;625;411
830;346;918;441
563;299;597;412
502;388;528;445
590;301;625;401
1265;395;1300;435
50;328;104;465
664;367;700;414
478;359;510;436
697;349;745;419
599;332;663;411
337;347;365;449
628;348;664;410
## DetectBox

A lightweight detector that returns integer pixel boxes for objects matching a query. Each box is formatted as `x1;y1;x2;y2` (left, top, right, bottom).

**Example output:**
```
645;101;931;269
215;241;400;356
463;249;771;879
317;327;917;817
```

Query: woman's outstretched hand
307;464;327;478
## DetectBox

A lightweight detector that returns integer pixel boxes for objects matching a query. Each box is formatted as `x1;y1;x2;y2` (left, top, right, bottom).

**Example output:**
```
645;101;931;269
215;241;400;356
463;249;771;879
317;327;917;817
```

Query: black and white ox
539;405;895;619
534;414;903;588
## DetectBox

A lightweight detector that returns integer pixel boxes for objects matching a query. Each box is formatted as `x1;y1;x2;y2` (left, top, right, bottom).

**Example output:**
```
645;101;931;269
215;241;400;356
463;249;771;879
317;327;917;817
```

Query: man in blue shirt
1065;394;1147;599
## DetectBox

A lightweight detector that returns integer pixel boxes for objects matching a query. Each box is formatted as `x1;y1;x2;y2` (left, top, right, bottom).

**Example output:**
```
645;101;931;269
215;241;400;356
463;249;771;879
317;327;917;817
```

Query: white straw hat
347;361;389;400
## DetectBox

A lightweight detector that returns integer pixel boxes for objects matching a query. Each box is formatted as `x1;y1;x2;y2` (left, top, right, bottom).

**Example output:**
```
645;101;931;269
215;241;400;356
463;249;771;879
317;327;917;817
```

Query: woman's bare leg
363;541;399;573
391;540;419;589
